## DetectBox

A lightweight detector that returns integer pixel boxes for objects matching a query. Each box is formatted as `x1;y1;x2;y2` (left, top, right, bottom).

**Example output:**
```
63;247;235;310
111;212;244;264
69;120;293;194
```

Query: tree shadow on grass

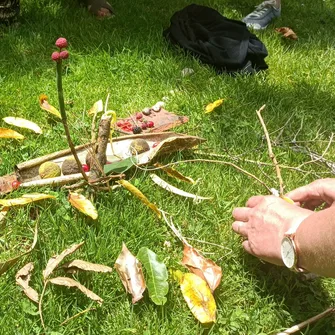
239;252;335;334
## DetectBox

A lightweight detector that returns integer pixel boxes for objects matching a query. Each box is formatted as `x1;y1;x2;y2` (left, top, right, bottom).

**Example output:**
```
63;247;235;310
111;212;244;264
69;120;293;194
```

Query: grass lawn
1;0;335;334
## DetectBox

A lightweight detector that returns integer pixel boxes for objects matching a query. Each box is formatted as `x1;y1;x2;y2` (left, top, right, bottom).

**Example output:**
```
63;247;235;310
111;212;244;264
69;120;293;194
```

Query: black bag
163;4;268;74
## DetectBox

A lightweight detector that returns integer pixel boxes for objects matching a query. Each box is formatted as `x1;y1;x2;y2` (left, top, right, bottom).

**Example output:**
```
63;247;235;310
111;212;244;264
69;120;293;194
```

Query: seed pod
62;157;80;175
129;139;150;155
39;161;61;179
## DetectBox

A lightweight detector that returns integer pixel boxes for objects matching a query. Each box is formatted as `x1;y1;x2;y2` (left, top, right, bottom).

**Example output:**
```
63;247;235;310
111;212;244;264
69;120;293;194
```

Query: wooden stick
256;104;284;195
276;307;334;334
20;173;87;188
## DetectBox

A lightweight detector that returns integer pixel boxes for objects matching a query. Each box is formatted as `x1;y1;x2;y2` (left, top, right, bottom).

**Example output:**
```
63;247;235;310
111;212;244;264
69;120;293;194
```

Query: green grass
1;0;335;334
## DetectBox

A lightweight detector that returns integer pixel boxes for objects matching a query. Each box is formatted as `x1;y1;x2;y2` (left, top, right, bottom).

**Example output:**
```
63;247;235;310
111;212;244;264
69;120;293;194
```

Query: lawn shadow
239;252;335;334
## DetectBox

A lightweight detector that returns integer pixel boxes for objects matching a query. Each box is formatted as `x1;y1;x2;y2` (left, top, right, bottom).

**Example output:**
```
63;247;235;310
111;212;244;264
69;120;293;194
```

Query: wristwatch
281;225;306;273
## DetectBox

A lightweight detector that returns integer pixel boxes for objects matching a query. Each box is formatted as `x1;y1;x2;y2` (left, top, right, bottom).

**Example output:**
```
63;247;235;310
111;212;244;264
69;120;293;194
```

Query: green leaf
103;157;136;175
137;247;169;305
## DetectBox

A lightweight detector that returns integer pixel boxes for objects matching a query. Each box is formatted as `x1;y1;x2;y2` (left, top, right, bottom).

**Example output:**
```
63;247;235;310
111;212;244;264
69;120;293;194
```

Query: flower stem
56;61;88;182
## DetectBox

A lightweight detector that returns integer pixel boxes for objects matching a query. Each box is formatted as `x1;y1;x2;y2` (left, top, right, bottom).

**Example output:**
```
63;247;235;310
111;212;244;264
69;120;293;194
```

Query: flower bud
60;50;69;60
55;37;68;49
51;51;61;62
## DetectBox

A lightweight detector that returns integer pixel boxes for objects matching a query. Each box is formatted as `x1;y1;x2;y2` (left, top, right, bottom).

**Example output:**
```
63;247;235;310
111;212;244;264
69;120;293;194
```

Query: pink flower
55;37;68;49
60;50;69;60
51;51;61;62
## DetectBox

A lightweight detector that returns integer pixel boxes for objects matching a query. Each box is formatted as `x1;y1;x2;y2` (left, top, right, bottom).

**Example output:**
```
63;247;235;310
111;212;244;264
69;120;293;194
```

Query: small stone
129;139;150;155
155;101;165;108
181;67;194;77
142;107;151;116
62;157;80;176
152;105;161;112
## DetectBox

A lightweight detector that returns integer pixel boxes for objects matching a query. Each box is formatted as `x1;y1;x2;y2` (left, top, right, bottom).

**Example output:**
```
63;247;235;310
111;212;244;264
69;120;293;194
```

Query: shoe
242;0;281;30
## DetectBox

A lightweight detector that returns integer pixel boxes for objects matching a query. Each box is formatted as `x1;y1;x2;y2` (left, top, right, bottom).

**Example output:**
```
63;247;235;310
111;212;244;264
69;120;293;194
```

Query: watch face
281;237;296;269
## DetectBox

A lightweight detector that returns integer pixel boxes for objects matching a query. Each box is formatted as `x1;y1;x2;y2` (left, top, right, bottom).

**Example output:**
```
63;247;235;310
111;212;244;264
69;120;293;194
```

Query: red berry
147;121;154;128
116;120;124;127
55;37;68;49
136;113;143;120
141;123;147;130
51;51;61;62
59;50;69;60
152;142;159;148
12;180;20;189
82;164;90;172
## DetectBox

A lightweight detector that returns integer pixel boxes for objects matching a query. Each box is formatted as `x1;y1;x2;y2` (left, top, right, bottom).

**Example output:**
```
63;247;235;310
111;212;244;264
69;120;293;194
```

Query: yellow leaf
3;117;42;134
68;192;98;220
0;193;55;207
39;94;61;119
88;100;104;116
117;180;161;218
280;195;295;204
0;128;24;139
154;163;196;184
205;99;224;114
174;270;216;323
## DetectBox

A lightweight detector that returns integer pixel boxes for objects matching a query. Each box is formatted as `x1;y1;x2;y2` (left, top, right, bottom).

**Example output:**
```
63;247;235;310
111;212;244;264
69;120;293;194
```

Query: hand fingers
246;195;266;208
232;207;251;221
242;240;254;256
232;221;248;237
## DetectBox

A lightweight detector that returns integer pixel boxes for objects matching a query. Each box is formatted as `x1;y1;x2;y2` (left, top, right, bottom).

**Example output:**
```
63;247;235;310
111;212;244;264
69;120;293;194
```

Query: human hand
286;178;335;210
232;195;313;265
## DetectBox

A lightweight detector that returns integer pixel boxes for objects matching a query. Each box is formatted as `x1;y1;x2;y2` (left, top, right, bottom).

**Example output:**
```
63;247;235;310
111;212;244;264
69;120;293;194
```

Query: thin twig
38;281;48;331
56;62;88;182
134;158;272;194
256;104;284;195
60;307;96;326
185;237;233;253
276;307;334;335
91;109;98;143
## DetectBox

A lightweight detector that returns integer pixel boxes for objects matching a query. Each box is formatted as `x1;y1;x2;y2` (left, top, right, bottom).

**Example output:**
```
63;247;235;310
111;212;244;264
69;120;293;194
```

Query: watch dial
281;237;296;269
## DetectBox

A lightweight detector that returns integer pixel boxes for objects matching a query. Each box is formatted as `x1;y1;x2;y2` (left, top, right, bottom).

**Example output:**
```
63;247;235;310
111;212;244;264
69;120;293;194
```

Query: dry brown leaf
0;223;38;276
118;180;161;218
0;128;24;139
39;94;61;118
68;192;98;220
0;193;55;207
275;27;298;40
43;242;84;280
3;117;42;134
114;243;146;304
154;163;196;184
61;259;113;273
182;245;222;292
15;262;39;303
49;277;103;305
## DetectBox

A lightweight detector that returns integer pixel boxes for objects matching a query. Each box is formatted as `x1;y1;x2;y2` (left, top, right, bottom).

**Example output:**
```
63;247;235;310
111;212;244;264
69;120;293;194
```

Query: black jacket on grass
164;4;268;74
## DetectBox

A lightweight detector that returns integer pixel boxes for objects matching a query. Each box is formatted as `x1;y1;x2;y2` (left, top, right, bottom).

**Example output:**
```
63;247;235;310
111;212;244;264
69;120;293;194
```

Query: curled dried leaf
15;262;39;303
68;192;98;220
0;207;8;224
43;242;84;280
154;163;196;184
174;270;216;324
114;243;146;304
275;27;298;40
150;174;212;203
0;128;24;139
49;277;103;305
118;180;161;218
3;117;42;134
0;193;55;207
88;100;104;116
182;245;222;292
61;259;113;273
39;94;61;118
